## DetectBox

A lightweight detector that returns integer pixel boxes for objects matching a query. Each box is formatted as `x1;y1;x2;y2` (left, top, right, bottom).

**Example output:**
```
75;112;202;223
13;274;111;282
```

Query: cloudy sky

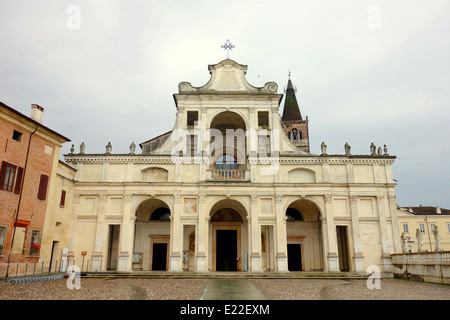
1;0;449;208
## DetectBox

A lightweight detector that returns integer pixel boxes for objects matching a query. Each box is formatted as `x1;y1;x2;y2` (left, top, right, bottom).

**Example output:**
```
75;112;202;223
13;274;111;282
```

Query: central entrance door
287;244;302;271
152;243;167;271
216;230;237;271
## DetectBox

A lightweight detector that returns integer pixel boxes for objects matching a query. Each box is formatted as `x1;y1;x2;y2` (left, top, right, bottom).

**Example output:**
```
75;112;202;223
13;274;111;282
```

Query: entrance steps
81;271;369;280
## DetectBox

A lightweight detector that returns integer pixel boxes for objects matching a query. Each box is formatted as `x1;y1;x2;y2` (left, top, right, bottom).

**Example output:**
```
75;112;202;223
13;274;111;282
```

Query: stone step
81;271;369;280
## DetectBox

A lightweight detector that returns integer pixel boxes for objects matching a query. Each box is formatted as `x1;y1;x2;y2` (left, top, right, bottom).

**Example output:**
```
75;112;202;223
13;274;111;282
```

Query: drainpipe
5;124;39;281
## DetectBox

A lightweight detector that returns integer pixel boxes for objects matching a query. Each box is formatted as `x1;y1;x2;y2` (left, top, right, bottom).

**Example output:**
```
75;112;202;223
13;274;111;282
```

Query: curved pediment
178;59;278;94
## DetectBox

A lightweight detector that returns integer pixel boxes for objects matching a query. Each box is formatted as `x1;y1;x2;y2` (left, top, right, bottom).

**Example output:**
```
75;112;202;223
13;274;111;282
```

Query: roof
401;206;450;215
281;77;302;121
0;101;70;142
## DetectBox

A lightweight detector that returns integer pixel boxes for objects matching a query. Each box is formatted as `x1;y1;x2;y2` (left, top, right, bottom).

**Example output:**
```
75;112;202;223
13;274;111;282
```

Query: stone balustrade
391;251;450;284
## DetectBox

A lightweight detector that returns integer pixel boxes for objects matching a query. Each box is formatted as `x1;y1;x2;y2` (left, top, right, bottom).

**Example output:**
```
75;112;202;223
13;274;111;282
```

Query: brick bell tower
280;73;310;153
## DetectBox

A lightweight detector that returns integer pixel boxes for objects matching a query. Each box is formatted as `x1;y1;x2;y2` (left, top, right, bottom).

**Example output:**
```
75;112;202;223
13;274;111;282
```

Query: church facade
63;59;401;274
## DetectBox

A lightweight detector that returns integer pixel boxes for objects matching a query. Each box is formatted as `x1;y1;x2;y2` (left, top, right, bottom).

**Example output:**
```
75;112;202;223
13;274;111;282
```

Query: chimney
30;104;44;123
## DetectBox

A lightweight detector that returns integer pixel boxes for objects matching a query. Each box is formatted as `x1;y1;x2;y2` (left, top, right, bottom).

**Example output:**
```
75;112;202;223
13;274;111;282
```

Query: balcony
209;169;247;181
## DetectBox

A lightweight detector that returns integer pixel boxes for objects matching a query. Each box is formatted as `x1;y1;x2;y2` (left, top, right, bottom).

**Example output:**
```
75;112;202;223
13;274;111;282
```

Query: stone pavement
198;279;269;300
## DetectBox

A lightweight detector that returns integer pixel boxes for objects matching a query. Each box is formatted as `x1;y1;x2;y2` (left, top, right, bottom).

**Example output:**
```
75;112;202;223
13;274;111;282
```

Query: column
92;193;107;271
324;194;339;271
250;194;262;272
350;195;365;272
169;193;183;271
275;195;288;272
388;194;402;253
196;193;208;272
118;193;133;271
377;195;393;273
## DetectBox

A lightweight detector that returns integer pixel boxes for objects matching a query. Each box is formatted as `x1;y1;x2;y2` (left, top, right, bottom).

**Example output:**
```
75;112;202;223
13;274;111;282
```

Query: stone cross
221;39;235;60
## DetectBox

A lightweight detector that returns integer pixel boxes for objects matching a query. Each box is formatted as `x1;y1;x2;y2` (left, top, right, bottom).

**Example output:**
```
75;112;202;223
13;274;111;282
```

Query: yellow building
397;206;450;252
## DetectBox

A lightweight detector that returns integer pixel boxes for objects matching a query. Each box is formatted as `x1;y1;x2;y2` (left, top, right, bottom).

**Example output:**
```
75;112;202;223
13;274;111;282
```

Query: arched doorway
134;199;171;271
285;199;323;272
209;199;248;271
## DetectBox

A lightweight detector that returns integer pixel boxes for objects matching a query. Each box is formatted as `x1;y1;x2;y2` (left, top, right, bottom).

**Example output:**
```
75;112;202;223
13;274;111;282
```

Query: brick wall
0;115;56;264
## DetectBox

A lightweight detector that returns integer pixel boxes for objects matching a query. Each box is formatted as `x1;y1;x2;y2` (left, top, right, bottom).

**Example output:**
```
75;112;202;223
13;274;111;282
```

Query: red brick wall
0;118;56;263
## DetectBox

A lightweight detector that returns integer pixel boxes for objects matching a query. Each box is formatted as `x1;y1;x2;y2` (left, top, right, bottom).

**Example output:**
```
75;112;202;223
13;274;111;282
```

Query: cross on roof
221;39;235;60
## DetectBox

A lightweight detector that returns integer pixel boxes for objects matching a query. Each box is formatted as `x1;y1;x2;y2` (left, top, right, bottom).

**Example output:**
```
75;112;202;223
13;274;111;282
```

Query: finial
288;70;291;80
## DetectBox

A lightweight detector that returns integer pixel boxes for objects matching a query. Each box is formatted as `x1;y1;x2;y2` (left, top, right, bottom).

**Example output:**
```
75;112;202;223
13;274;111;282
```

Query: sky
0;0;449;208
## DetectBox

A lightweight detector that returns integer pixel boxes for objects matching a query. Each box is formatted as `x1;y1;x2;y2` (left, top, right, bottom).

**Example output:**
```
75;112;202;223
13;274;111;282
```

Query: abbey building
63;59;401;274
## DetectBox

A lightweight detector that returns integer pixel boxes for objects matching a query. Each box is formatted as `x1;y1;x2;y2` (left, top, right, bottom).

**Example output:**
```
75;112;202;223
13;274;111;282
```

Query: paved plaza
0;277;449;300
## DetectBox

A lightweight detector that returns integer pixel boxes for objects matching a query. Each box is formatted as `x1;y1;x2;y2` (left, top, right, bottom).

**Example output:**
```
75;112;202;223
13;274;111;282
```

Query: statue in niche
105;142;112;154
321;142;327;155
344;142;351;156
79;142;85;154
416;228;423;252
129;142;136;154
434;226;441;251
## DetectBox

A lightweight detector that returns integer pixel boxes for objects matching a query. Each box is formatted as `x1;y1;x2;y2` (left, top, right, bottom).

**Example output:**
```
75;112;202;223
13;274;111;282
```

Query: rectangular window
37;174;49;200
0;226;6;255
12;130;23;142
29;230;40;256
419;223;426;233
430;223;436;233
186;135;198;156
60;190;66;207
258;135;270;155
0;161;17;191
187;111;198;127
258;111;269;127
402;223;409;234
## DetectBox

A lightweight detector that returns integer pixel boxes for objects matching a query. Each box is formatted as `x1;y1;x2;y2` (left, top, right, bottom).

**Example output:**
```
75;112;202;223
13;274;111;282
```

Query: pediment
178;59;278;94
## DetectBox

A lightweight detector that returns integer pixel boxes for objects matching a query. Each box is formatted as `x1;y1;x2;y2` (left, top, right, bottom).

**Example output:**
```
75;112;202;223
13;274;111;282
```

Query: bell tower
280;73;310;153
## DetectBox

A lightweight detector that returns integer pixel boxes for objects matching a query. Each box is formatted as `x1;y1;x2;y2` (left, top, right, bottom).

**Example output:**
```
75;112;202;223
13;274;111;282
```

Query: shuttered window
60;190;66;207
0;161;23;192
37;174;49;200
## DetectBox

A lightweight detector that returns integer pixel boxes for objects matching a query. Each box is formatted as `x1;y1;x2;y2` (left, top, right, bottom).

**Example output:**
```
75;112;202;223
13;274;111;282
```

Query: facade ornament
251;194;259;203
377;195;384;202
199;193;206;203
129;142;136;154
72;193;80;203
105;142;112;154
388;195;396;203
434;226;442;251
124;194;132;203
99;193;108;203
70;144;75;154
383;144;388;155
174;194;182;203
79;142;85;154
370;142;376;155
416;228;423;252
324;194;333;203
344;142;351;156
321;142;327;156
275;194;283;203
350;195;358;203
